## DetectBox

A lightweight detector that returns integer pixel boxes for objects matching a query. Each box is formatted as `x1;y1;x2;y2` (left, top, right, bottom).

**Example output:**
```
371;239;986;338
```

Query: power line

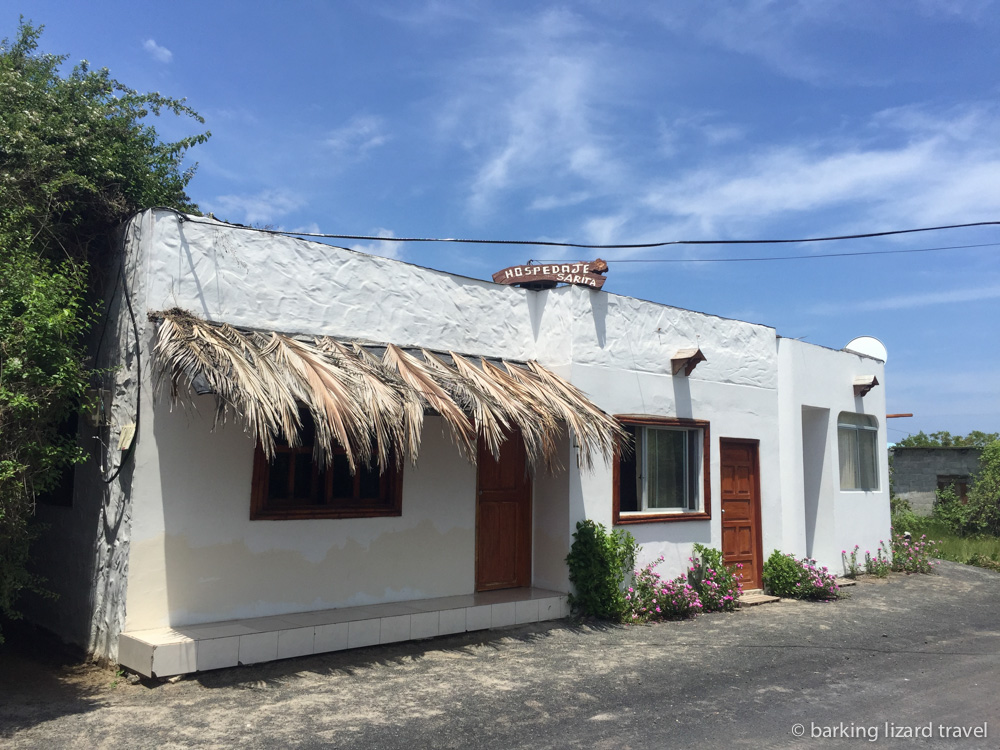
174;211;1000;251
532;241;1000;265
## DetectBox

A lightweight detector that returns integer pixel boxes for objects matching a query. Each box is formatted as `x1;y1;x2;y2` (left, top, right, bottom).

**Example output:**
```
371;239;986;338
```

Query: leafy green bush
965;553;1000;572
929;442;1000;537
688;544;742;612
566;520;637;621
0;20;209;636
932;483;973;534
964;441;1000;536
762;550;840;599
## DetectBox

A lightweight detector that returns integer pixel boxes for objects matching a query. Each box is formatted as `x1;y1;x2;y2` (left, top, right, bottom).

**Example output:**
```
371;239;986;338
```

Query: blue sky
15;1;1000;442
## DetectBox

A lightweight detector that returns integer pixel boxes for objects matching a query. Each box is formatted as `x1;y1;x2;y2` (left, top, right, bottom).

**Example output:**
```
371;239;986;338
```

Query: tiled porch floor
118;587;570;678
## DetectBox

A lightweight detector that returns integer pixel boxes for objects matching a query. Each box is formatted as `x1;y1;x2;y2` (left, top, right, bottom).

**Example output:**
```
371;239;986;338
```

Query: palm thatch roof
149;308;626;473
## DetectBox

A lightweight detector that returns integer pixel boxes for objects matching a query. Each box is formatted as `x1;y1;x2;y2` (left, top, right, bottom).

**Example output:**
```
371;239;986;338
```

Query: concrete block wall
891;447;983;516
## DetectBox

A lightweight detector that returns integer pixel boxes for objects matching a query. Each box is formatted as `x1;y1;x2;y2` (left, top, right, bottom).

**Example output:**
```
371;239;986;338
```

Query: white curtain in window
839;426;859;490
646;429;686;508
838;412;879;491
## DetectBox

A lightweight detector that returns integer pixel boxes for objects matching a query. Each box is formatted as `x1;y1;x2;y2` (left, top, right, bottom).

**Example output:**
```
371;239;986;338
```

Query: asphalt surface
2;561;999;749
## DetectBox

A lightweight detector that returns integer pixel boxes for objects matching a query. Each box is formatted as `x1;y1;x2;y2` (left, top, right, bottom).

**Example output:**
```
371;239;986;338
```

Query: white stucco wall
777;338;891;572
48;209;892;648
125;377;482;629
559;286;784;576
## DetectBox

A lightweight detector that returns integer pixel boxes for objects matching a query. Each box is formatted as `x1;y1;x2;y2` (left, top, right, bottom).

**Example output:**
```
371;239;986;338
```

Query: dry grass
150;308;627;472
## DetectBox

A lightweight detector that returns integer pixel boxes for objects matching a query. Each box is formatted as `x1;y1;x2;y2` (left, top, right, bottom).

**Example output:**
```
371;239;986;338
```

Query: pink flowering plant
688;544;742;612
889;528;938;574
762;550;840;599
625;556;702;622
841;528;938;578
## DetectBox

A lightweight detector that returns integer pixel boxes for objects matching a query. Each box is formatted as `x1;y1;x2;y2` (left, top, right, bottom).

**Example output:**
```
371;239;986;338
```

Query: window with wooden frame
250;413;402;520
613;416;711;524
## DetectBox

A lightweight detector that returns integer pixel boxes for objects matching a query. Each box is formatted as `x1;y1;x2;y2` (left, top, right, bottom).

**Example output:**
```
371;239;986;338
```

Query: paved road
2;561;999;749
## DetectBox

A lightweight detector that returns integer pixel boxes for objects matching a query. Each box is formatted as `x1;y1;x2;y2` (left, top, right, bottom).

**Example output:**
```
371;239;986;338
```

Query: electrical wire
99;226;141;485
530;241;1000;265
167;209;1000;251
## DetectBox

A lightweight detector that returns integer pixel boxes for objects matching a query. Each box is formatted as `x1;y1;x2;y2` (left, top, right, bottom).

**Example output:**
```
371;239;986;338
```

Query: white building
28;209;890;677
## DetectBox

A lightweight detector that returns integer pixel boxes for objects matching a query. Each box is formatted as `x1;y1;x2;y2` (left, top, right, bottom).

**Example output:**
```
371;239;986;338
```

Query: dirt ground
2;561;1000;749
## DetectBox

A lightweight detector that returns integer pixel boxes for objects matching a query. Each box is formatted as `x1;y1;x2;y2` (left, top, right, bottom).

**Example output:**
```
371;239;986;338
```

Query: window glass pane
858;430;878;490
293;452;314;500
359;464;382;500
618;425;639;512
687;431;700;510
269;452;291;499
838;427;858;490
331;454;353;499
646;429;686;509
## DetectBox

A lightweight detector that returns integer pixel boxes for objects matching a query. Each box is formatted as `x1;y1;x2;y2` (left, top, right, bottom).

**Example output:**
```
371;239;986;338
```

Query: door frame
474;434;533;592
719;437;764;590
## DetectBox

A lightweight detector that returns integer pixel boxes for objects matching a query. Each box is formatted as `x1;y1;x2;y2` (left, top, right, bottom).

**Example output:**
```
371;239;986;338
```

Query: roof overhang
149;309;626;473
671;347;706;376
853;375;879;397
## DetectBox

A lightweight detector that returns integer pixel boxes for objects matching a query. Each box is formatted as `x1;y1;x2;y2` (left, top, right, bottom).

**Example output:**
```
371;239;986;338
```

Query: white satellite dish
844;335;887;363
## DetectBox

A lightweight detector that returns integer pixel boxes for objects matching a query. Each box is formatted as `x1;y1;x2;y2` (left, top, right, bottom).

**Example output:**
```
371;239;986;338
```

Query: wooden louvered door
720;439;763;590
476;430;532;591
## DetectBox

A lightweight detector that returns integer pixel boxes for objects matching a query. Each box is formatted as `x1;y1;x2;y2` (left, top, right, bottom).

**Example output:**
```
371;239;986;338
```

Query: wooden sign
492;259;608;290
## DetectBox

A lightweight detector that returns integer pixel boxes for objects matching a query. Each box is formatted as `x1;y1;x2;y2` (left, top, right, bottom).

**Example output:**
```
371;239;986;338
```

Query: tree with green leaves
895;430;999;449
0;19;209;637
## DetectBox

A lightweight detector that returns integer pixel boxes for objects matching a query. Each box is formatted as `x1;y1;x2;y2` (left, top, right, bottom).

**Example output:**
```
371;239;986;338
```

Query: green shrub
688;544;742;612
966;553;1000;572
965;441;1000;536
762;550;840;599
566;520;637;621
932;483;973;534
930;442;1000;537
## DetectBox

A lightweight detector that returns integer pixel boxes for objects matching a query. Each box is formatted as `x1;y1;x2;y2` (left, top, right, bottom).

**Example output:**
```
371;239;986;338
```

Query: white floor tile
410;611;440;640
439;608;467;635
197;636;240;671
380;615;411;644
277;627;315;659
515;599;539;624
466;605;492;631
491;602;516;628
239;631;278;665
347;618;381;649
152;640;197;677
314;622;349;653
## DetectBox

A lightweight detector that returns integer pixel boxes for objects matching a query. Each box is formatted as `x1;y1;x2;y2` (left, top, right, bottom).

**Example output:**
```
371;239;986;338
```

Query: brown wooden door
476;430;532;591
720;439;763;590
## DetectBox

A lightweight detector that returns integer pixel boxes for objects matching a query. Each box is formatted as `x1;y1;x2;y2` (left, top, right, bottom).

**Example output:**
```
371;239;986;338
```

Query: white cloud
658;114;746;158
325;115;389;158
650;2;891;86
143;39;173;64
350;229;404;260
529;192;592;211
205;189;304;226
639;104;1000;235
437;8;626;219
810;283;1000;315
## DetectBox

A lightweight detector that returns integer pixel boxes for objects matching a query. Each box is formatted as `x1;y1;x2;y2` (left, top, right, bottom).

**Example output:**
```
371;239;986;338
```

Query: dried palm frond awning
149;309;625;473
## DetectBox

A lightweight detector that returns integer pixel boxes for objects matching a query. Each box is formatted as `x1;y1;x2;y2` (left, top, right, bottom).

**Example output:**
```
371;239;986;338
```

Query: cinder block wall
891;448;983;516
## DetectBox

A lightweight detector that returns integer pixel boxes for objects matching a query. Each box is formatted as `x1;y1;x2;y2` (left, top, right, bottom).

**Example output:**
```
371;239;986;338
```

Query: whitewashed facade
29;209;890;669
